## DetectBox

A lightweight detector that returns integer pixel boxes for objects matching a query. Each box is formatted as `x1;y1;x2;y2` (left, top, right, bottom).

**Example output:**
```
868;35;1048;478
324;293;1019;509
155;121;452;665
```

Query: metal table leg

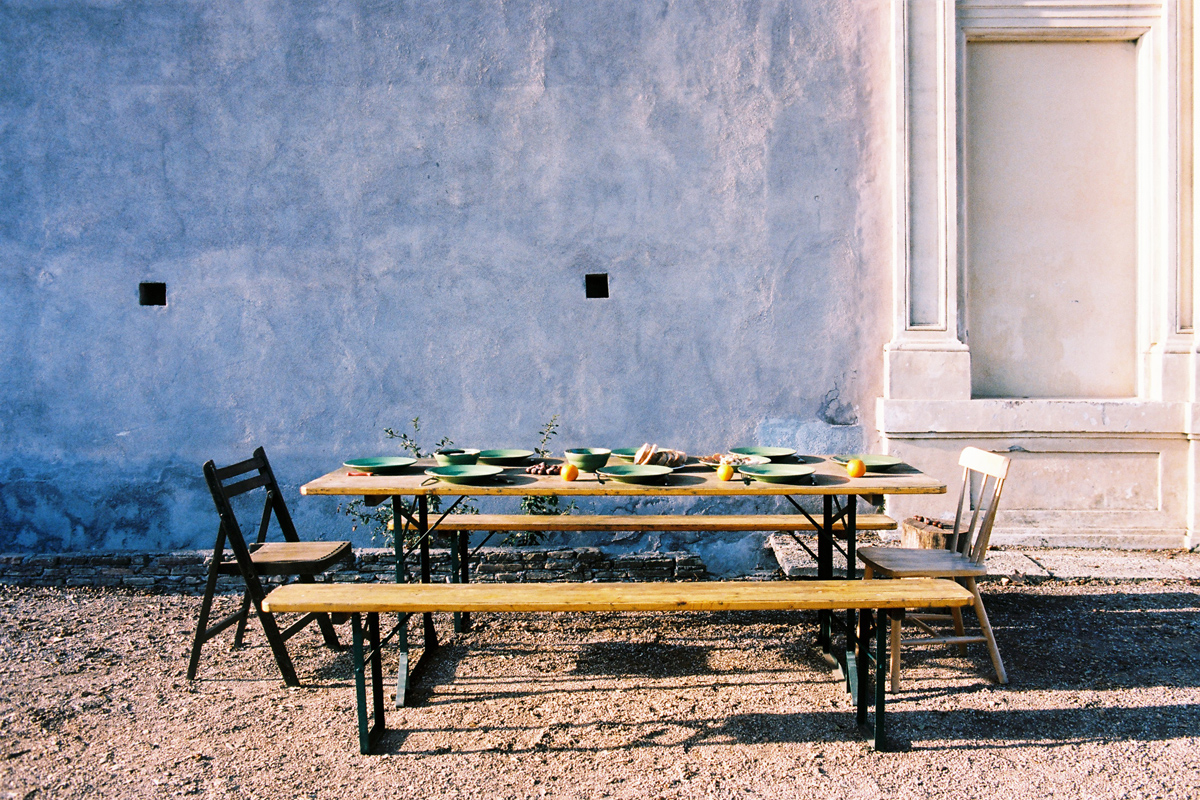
417;495;437;650
817;495;833;652
844;498;859;686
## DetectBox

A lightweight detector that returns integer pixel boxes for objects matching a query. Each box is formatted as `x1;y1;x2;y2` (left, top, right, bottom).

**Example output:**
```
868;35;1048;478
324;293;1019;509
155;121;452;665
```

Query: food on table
698;453;769;468
845;458;867;478
525;462;563;475
715;463;735;481
561;463;579;481
633;443;687;468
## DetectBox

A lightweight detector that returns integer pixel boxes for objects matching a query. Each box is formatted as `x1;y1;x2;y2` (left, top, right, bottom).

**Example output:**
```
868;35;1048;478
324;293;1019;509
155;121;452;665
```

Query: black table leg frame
352;612;388;755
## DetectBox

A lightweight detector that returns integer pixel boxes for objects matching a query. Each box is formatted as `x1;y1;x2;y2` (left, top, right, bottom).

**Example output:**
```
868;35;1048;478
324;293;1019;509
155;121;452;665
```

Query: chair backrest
203;447;300;581
946;446;1011;565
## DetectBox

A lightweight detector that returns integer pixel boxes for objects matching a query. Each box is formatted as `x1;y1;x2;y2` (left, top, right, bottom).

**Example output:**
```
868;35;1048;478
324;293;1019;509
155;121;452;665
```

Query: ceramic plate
343;457;417;474
433;448;481;466
697;454;770;469
611;447;641;462
729;446;796;461
477;449;535;466
737;464;816;484
424;465;504;485
563;448;612;472
831;454;903;471
596;464;673;485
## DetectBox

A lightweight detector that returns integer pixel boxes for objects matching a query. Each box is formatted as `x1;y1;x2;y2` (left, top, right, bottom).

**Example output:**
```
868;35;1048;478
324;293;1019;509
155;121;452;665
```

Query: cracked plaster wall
0;0;891;571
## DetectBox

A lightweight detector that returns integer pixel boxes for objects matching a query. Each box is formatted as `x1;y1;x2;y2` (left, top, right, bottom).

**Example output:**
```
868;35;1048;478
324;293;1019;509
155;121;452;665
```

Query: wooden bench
395;512;897;533
393;513;894;584
403;513;902;532
262;578;972;754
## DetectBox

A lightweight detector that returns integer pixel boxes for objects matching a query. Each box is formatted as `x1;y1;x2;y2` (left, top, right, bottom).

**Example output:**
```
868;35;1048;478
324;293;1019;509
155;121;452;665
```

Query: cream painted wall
965;41;1138;399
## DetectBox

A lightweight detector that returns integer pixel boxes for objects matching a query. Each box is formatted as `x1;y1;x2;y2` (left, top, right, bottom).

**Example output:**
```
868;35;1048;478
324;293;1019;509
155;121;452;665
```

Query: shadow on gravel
367;700;1200;756
986;590;1200;690
571;642;714;677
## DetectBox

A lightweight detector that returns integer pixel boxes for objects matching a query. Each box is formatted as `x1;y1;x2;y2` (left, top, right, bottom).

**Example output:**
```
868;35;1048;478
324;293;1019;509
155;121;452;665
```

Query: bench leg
873;609;893;751
396;612;410;708
856;607;871;726
353;612;387;754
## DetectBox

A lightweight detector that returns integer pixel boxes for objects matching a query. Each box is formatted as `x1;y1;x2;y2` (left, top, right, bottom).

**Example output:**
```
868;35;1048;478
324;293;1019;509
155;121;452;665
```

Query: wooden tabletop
301;456;946;498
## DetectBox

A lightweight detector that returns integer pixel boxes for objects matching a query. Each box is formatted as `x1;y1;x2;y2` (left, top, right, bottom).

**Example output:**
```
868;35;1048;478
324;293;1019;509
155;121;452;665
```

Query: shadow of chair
187;446;352;686
858;446;1011;691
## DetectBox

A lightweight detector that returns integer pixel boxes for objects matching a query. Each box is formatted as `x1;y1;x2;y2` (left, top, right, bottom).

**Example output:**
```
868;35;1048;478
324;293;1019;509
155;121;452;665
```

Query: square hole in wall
585;273;609;299
139;282;166;306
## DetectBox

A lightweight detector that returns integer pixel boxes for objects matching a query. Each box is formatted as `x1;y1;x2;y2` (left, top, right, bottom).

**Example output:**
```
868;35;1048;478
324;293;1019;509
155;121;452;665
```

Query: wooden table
302;456;945;700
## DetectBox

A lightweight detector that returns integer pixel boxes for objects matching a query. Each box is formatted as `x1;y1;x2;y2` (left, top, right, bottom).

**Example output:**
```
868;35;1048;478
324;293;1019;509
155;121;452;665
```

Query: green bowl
477;449;535;466
434;448;480;466
564;448;612;472
343;457;417;474
729;446;797;461
831;454;903;471
611;447;641;462
596;464;673;485
737;464;816;484
424;465;504;485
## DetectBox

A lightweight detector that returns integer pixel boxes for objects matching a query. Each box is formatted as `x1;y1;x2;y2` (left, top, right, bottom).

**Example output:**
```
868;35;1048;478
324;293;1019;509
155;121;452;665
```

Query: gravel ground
1;580;1198;799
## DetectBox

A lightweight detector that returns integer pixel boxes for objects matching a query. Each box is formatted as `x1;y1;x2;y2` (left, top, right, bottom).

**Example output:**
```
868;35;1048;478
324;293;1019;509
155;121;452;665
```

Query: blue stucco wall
0;0;892;569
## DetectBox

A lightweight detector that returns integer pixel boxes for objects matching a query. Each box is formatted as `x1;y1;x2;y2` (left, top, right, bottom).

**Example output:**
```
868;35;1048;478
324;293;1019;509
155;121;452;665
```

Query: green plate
343;457;417;474
831;454;903;471
596;464;673;485
611;447;641;462
477;449;535;466
737;464;816;484
424;465;504;485
729;446;797;461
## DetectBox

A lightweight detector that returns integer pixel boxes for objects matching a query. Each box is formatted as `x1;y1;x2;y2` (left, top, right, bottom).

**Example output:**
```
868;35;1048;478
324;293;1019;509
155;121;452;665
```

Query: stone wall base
0;547;708;593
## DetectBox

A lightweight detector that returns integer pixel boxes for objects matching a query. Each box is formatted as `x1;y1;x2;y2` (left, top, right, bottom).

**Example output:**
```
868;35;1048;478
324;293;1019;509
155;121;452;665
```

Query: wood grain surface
262;578;974;613
386;513;898;532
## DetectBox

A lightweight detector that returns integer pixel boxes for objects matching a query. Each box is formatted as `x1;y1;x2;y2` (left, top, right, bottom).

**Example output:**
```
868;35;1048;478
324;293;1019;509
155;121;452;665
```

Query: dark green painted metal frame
347;604;897;755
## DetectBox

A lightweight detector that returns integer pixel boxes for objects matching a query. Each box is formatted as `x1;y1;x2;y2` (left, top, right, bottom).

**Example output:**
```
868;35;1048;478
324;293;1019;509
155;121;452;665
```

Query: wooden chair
858;446;1010;691
187;447;352;686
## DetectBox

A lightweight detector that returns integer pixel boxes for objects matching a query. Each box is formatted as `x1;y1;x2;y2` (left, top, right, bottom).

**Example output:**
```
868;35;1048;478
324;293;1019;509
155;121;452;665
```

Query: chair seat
858;546;988;579
219;541;352;576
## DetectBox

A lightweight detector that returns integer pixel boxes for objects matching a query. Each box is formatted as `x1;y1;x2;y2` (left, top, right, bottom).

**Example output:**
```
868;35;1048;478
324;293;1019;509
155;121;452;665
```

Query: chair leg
187;557;222;680
863;564;874;580
232;590;252;647
966;577;1007;684
251;598;301;687
950;606;969;656
889;615;902;693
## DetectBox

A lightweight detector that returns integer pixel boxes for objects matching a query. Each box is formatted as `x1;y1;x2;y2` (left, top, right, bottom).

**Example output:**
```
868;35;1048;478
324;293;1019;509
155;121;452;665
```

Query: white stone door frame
886;0;1188;401
880;1;1198;549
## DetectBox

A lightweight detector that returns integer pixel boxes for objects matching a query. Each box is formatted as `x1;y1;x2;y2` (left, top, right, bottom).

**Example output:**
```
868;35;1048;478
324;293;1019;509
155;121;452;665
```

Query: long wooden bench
393;512;897;533
262;578;973;754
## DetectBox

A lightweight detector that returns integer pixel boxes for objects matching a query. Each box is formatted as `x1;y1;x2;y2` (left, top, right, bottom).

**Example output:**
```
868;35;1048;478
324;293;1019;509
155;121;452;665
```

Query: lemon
845;458;866;478
561;463;580;481
716;463;735;481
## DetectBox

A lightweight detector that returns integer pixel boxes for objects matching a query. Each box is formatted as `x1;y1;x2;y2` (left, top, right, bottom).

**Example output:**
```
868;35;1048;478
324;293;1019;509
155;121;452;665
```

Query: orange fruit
845;458;867;478
561;463;580;481
716;463;735;481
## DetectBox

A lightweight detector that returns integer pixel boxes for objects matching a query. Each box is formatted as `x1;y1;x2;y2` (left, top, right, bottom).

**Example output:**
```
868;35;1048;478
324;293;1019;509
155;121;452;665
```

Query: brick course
0;547;709;592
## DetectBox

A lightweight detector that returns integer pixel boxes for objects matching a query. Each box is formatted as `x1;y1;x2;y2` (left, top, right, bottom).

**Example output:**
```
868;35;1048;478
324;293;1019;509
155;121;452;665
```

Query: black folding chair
187;447;352;686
